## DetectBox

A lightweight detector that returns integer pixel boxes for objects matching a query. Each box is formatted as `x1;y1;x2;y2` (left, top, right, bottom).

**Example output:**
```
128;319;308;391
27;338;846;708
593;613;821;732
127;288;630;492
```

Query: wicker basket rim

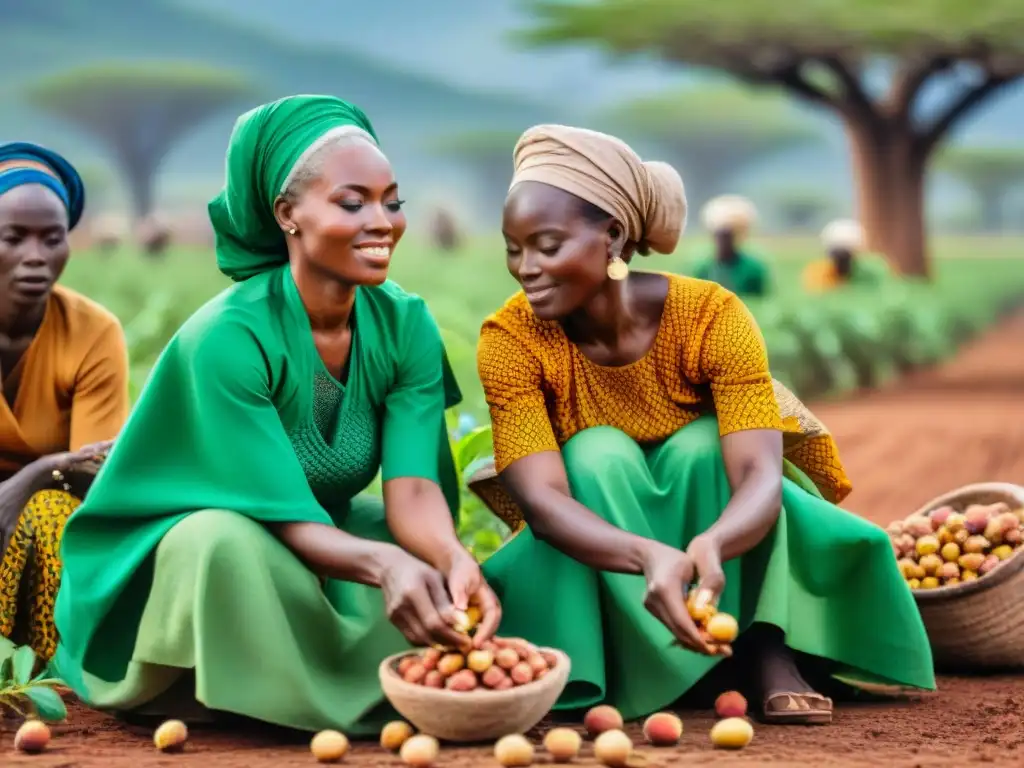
901;482;1024;602
378;647;570;705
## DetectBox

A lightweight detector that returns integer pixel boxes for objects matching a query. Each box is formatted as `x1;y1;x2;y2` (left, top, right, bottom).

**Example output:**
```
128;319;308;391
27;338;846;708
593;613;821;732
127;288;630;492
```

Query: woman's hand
686;534;726;612
380;549;472;649
443;550;502;648
56;440;115;478
639;541;719;655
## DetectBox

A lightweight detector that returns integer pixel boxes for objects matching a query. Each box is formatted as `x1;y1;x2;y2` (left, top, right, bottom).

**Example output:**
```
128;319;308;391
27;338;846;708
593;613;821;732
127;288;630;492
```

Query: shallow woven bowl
902;482;1024;671
379;647;571;742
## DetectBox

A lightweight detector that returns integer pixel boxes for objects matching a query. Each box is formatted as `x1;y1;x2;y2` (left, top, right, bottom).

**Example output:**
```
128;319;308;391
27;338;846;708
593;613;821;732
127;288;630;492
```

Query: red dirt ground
3;311;1024;767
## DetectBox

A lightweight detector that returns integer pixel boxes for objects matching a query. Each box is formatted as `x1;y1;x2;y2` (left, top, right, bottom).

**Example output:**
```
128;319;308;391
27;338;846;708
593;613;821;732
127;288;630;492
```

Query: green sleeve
69;315;331;526
380;300;460;490
692;259;711;279
55;309;332;686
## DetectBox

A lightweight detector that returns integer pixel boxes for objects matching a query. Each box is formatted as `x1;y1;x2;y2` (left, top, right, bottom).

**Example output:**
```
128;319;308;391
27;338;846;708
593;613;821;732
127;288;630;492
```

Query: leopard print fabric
0;489;80;660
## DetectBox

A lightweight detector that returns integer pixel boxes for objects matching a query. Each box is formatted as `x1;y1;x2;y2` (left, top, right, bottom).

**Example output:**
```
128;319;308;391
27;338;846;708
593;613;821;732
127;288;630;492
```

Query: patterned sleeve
477;321;559;472
698;294;784;435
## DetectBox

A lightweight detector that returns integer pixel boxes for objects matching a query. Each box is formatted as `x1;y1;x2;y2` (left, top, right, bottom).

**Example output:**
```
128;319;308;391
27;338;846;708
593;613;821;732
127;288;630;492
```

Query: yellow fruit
706;613;739;643
918;553;942;575
940;542;960;562
494;734;534;767
993;544;1014;561
907;578;921;589
311;730;350;763
543;728;582;763
153;719;188;752
710;717;754;749
961;570;979;581
916;534;940;556
400;734;440;768
593;729;633;767
380;721;415;752
920;576;940;589
466;649;495;673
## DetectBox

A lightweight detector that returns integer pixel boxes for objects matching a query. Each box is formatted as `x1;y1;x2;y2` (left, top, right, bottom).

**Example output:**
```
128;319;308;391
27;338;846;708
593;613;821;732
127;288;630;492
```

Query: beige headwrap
509;124;687;255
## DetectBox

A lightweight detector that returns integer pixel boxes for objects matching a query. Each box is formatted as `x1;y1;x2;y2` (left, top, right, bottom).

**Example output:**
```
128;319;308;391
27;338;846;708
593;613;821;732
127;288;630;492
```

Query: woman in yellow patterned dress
470;125;935;725
0;141;129;662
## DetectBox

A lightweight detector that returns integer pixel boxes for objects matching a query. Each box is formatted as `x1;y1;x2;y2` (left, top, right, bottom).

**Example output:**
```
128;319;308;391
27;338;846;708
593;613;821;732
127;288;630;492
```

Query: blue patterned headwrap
0;141;86;230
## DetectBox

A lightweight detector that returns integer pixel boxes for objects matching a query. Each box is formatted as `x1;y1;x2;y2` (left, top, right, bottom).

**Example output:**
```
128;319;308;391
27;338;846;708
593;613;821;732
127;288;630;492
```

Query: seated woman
53;96;500;735
0;142;129;663
690;194;771;298
469;125;934;725
802;219;893;293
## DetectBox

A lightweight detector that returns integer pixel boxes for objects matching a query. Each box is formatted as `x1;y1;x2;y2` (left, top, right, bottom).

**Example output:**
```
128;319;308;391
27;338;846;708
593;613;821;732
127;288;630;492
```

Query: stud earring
288;227;297;235
606;255;629;281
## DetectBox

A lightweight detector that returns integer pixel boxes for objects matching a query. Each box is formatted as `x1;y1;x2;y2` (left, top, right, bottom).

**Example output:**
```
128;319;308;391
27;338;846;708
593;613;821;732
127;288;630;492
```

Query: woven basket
378;648;571;742
905;482;1024;671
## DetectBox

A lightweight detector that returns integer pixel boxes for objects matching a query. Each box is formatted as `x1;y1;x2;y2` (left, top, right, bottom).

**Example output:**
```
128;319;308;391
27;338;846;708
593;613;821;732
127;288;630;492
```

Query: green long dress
52;266;462;734
473;278;935;721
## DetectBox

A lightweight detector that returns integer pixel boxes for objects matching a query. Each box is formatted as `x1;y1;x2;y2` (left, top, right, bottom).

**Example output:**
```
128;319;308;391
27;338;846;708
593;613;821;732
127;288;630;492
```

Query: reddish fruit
715;690;748;718
584;705;624;737
510;661;535;686
14;720;51;754
642;712;683;746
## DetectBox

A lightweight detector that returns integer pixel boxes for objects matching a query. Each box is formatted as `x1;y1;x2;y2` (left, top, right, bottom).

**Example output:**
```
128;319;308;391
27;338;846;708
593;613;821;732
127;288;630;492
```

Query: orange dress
0;284;128;659
472;273;851;532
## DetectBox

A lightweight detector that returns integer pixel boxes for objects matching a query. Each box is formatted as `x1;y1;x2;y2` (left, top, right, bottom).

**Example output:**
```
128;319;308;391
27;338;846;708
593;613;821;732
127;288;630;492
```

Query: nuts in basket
889;502;1024;589
395;637;558;692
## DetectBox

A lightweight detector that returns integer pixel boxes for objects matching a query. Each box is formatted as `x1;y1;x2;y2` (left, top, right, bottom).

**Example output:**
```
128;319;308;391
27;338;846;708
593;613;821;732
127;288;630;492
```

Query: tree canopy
25;62;257;220
515;0;1024;275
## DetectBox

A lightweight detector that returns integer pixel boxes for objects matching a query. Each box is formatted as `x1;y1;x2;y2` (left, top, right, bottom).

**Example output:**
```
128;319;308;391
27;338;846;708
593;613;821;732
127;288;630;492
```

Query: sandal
760;691;833;725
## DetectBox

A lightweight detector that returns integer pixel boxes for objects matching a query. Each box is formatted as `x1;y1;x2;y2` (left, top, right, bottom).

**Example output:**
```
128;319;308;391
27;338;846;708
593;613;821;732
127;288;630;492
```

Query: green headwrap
208;95;379;282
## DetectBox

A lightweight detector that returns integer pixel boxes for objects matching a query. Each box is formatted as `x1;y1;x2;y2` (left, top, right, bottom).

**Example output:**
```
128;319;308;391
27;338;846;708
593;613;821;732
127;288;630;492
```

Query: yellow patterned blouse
476;273;851;510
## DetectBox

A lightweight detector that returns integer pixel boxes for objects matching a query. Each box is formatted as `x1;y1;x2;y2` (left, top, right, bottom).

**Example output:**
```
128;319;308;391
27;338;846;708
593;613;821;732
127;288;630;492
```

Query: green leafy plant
448;421;510;562
0;645;68;722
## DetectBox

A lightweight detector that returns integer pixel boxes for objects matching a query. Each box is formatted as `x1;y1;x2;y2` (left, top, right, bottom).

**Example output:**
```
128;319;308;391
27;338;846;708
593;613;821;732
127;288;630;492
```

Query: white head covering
821;218;865;252
700;194;757;240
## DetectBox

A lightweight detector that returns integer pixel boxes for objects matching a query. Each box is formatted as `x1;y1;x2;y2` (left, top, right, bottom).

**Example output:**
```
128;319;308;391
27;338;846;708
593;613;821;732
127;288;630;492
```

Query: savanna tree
518;0;1024;275
936;145;1024;231
428;131;521;220
601;85;822;209
25;63;256;221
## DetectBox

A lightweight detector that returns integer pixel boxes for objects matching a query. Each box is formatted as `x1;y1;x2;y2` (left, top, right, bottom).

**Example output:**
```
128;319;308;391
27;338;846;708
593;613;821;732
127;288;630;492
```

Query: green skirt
60;498;409;735
481;416;935;720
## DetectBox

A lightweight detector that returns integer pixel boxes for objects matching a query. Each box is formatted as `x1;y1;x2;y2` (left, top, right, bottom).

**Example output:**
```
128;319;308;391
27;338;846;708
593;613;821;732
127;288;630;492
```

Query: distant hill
0;0;563;208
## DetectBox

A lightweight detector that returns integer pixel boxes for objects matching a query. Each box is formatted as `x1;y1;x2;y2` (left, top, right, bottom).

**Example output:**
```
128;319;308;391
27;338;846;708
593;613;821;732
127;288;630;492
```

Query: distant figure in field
0;141;129;664
802;219;893;293
692;195;770;298
430;208;461;252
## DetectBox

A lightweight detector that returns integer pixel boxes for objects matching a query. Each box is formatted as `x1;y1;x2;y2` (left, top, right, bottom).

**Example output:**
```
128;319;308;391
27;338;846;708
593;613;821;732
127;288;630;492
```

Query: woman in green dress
469;124;934;725
52;95;500;734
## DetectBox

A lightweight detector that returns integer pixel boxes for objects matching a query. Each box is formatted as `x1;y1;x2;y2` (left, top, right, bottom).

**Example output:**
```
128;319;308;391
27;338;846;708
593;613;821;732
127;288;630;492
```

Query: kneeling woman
472;125;934;725
53;96;499;734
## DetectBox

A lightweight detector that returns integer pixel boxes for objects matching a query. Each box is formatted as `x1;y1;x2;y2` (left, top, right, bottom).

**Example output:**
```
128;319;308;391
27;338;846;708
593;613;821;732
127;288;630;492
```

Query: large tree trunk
845;119;929;277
